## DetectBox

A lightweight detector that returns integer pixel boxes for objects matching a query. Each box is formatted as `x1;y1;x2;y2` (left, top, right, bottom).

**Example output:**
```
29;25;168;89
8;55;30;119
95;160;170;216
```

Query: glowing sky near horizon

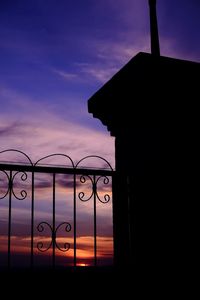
0;0;200;267
0;168;114;267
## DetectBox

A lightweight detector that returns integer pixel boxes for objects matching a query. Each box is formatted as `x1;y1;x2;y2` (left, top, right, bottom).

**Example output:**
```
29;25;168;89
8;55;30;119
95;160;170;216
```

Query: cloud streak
0;88;115;165
51;69;77;81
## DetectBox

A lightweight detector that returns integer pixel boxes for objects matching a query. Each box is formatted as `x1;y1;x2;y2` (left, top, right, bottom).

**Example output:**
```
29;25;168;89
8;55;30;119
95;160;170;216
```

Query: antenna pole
149;0;160;56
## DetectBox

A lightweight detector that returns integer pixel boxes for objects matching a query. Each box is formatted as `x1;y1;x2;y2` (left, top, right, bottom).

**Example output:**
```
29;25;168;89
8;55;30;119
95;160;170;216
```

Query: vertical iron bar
8;170;12;269
52;173;56;268
93;175;97;266
73;173;76;266
112;173;116;266
31;171;34;268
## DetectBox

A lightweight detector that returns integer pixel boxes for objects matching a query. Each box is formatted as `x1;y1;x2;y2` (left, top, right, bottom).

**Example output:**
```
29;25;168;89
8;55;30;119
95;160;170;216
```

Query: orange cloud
0;235;113;267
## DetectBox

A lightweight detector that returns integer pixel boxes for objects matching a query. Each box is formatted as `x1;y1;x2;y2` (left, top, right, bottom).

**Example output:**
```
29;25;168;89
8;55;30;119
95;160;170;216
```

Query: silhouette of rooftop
88;52;200;135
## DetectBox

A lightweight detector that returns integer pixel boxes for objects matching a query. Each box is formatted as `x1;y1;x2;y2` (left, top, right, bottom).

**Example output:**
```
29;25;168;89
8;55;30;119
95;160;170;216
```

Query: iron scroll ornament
75;156;113;204
37;221;72;253
11;171;28;200
0;149;32;201
0;170;28;201
78;174;111;203
0;170;10;200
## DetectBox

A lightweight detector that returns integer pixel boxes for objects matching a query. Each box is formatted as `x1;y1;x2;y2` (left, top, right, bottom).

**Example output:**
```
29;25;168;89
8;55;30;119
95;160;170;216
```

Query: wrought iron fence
0;150;114;269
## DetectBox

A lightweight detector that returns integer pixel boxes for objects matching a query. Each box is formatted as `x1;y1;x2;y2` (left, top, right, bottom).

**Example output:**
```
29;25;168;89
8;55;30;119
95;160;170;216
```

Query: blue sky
0;0;200;165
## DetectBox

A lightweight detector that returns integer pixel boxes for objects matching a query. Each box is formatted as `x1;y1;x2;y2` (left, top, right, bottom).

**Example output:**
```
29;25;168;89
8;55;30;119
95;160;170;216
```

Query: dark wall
114;128;161;264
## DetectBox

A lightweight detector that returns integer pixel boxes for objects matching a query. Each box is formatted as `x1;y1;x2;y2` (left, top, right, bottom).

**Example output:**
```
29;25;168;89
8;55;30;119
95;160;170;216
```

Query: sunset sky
0;0;200;267
0;0;200;163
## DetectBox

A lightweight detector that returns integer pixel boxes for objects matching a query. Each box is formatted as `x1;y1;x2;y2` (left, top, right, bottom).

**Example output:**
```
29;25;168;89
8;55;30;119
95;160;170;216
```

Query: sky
0;0;200;267
0;0;200;164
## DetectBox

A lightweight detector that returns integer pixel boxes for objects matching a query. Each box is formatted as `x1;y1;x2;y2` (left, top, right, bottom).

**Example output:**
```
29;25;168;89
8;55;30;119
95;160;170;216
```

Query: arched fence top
75;155;113;171
0;149;114;173
0;149;33;166
34;153;75;168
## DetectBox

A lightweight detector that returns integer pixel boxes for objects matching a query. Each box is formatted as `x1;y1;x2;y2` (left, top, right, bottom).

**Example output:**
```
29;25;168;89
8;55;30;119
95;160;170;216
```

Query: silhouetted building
88;0;200;265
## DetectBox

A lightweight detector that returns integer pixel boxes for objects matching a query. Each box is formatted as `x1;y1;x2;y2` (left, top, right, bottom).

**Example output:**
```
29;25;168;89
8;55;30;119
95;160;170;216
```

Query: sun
77;263;87;267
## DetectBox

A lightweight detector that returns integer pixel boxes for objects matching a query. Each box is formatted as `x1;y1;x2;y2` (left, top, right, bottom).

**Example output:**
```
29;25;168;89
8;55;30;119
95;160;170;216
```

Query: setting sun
77;263;87;267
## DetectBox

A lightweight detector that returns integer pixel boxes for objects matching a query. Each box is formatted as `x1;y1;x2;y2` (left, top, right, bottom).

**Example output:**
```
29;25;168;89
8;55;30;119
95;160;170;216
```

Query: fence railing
0;150;114;269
